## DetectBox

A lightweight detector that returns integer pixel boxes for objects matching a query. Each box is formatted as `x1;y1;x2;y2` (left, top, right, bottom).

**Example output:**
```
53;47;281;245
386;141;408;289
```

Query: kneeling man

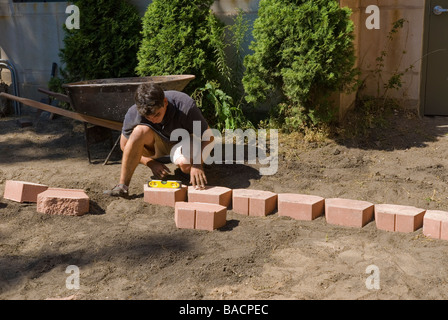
105;83;213;198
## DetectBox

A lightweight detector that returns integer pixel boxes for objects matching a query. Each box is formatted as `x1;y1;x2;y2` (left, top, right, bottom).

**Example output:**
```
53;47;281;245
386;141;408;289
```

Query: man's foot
104;184;129;198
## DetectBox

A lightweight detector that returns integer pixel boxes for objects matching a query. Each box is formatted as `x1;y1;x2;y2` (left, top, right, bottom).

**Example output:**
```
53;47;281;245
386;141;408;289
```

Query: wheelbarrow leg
103;134;121;165
83;124;117;164
83;122;92;164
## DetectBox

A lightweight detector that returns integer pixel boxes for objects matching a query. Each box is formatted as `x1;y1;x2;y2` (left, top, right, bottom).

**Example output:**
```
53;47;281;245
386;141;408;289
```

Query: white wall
0;0;69;102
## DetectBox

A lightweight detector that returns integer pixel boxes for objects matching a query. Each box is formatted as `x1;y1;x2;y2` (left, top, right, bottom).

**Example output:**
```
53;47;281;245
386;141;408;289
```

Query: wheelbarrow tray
62;75;195;123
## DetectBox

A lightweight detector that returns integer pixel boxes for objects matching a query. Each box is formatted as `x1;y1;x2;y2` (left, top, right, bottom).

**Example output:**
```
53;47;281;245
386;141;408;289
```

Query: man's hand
190;164;207;190
147;159;171;179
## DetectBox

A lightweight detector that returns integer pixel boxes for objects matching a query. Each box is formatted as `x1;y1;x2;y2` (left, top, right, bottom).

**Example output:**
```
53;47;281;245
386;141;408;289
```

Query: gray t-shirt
122;90;209;143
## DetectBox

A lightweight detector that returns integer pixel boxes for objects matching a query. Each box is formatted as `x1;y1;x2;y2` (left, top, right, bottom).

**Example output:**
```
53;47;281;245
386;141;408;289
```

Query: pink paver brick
195;203;227;231
232;189;277;216
37;188;89;216
375;204;426;233
187;186;232;208
278;193;324;221
423;210;448;240
175;202;227;231
174;202;196;229
325;198;374;228
232;190;250;215
3;180;48;203
143;184;187;207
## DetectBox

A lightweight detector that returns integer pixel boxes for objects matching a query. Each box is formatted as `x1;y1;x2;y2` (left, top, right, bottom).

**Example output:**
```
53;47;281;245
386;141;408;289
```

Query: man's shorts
145;128;213;166
146;131;184;165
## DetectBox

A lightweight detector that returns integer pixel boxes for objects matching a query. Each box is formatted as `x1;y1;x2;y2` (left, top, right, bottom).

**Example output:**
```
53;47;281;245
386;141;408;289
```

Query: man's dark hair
135;83;165;116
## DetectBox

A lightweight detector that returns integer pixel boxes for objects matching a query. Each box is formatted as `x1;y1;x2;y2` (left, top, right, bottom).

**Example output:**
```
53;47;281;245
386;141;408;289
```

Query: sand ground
1;108;448;300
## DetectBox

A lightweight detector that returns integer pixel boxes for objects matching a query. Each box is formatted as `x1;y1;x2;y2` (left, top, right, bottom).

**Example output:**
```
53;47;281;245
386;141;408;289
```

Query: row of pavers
3;180;448;241
144;184;448;240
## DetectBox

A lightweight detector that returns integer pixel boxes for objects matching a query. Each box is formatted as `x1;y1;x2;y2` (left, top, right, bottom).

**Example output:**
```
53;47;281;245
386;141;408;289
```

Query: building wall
0;0;427;116
0;0;69;101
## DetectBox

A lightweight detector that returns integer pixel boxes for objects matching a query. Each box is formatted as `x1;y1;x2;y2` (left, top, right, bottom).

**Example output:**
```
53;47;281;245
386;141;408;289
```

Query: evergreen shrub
243;0;359;131
136;0;228;92
59;0;142;82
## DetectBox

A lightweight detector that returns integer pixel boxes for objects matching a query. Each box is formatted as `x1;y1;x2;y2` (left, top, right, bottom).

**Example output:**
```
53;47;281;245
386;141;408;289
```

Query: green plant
345;18;414;139
339;95;397;139
192;81;253;132
368;18;413;104
47;74;71;110
242;0;358;129
136;0;228;93
226;8;250;104
50;0;141;109
137;2;254;130
59;0;142;81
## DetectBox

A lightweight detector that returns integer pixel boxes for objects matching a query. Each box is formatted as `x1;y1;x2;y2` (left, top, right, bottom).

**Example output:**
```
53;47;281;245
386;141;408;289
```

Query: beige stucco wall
340;0;425;115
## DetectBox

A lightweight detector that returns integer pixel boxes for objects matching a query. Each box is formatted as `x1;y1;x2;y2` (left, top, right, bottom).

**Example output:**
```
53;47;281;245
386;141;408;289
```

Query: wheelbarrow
0;74;195;164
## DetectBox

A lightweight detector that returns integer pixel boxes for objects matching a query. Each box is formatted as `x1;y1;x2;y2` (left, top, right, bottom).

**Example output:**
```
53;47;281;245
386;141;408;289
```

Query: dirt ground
1;106;448;301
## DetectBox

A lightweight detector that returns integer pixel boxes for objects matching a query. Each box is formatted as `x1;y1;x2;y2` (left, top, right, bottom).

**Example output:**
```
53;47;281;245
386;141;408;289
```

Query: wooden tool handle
37;88;71;103
0;92;123;131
